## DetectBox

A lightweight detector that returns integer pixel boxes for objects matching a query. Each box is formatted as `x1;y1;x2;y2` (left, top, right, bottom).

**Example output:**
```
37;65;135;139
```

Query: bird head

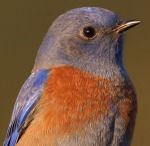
34;7;140;78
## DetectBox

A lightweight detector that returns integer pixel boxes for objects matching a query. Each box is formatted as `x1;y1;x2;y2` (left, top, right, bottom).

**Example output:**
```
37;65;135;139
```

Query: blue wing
4;69;50;146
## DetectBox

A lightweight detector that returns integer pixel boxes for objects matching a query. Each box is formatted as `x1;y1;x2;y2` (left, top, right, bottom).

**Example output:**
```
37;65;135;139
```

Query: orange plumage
17;66;136;146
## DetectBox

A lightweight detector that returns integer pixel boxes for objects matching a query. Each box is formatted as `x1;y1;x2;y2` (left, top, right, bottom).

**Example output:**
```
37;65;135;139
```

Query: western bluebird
4;7;140;146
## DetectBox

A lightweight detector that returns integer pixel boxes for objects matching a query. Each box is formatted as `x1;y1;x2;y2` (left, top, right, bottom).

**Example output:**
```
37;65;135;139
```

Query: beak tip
126;20;141;25
115;19;141;33
136;20;141;24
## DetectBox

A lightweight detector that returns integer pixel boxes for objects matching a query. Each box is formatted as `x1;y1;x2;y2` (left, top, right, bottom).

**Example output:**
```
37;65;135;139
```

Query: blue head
34;7;140;79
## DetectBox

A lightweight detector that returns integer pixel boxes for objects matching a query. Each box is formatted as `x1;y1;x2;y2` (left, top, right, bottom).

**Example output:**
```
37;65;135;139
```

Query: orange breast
17;66;136;146
40;66;114;129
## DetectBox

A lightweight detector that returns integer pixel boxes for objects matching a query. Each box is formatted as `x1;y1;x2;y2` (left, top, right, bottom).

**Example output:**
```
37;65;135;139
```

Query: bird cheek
65;46;84;57
61;38;84;57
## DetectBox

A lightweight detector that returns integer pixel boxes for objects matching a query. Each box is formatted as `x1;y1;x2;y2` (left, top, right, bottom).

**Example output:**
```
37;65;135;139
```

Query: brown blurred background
0;0;149;145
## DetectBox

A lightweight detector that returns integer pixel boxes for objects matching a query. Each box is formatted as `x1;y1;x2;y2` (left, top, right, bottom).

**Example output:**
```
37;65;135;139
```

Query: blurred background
0;0;149;145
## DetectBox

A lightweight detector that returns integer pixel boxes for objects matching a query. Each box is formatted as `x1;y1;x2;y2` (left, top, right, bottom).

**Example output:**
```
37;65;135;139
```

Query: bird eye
82;26;96;39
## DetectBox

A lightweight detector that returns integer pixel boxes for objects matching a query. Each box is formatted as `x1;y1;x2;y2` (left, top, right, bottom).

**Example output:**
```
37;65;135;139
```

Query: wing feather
4;69;50;146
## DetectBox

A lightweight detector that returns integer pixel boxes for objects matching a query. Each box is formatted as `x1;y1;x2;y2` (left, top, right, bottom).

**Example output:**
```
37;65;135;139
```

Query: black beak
114;20;141;33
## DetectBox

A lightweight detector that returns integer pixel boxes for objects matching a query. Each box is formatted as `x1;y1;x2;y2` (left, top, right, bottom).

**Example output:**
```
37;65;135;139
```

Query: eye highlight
81;26;97;40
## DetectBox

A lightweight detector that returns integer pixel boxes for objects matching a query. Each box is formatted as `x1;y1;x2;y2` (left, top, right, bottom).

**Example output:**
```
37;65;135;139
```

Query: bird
3;7;140;146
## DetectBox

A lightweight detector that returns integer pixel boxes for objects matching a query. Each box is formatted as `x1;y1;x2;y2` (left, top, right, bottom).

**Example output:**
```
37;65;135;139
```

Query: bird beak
114;20;141;33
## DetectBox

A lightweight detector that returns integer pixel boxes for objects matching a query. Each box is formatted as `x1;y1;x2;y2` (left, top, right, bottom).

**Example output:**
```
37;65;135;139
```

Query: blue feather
4;69;50;146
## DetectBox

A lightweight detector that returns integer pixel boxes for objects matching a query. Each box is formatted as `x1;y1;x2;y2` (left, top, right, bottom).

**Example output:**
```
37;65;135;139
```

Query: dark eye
82;26;96;39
